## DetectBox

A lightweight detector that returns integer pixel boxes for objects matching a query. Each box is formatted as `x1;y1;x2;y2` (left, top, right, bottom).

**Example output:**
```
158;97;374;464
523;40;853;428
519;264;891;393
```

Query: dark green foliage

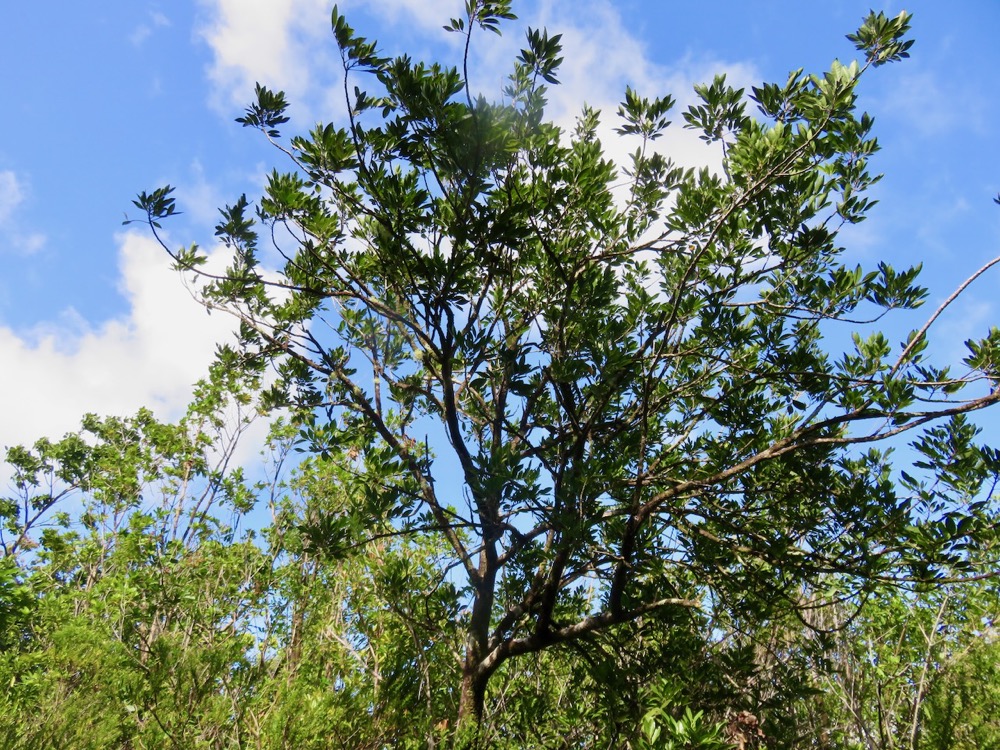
132;4;1000;738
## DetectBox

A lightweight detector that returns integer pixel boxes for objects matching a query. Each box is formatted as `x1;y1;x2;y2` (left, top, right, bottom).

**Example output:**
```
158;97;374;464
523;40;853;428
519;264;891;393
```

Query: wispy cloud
130;9;172;47
880;69;987;139
11;232;45;255
934;294;995;370
0;170;25;224
0;169;46;255
175;159;228;229
361;0;464;32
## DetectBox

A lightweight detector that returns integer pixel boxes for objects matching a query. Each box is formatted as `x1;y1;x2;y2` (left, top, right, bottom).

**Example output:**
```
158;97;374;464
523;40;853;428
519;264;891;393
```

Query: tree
780;571;1000;749
133;3;1000;733
0;391;471;748
0;369;272;749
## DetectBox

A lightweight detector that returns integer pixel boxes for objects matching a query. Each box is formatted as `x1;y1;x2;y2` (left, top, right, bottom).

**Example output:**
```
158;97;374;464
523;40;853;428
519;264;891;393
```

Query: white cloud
0;170;25;224
196;0;335;114
131;25;153;46
932;294;995;370
130;9;172;47
175;159;228;229
0;232;237;452
13;232;46;255
880;69;986;138
0;169;47;255
361;0;463;32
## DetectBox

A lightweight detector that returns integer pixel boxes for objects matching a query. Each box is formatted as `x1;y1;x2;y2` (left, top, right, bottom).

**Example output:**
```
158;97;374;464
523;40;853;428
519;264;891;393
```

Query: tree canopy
132;1;1000;728
4;3;1000;747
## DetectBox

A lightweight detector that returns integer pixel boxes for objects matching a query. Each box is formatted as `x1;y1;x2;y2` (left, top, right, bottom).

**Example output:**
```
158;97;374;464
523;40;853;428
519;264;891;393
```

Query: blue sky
1;0;998;456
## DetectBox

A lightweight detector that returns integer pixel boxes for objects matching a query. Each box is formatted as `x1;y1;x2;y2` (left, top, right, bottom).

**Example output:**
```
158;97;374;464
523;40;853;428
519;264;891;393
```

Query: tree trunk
458;660;487;728
456;531;499;730
457;594;492;731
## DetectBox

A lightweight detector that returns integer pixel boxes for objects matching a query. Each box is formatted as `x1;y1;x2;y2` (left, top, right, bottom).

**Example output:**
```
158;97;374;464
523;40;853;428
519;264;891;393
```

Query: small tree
135;3;1000;731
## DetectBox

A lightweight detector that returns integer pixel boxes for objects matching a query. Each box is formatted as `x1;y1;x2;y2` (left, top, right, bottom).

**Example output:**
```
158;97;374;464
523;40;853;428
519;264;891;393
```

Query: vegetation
3;4;999;747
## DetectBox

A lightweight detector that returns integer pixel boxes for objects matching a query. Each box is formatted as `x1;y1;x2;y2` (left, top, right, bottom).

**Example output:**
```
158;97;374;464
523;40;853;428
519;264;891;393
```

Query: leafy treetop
132;4;1000;727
